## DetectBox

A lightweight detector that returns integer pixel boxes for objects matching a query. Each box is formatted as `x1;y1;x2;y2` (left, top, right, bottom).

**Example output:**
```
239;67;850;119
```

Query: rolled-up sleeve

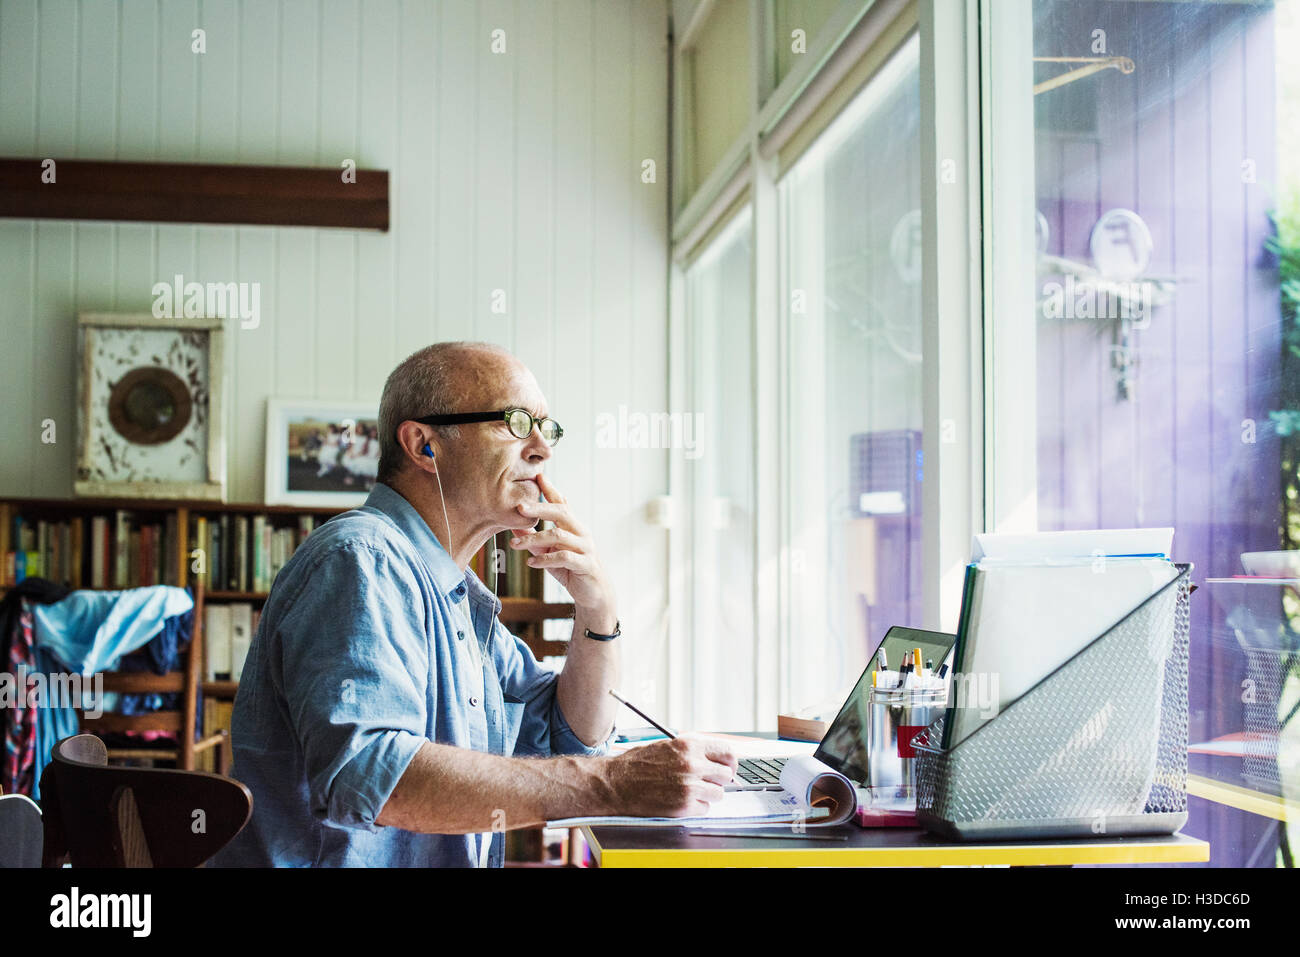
491;619;615;758
273;542;430;832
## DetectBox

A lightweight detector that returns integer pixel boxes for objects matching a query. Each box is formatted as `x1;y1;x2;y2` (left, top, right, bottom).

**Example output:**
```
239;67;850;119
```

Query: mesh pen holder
912;563;1192;841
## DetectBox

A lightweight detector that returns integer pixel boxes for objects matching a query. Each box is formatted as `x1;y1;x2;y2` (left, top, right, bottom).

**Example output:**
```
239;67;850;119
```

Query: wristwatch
583;619;621;641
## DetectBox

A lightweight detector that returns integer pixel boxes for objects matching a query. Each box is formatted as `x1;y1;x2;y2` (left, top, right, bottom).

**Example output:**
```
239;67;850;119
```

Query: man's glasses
411;409;563;446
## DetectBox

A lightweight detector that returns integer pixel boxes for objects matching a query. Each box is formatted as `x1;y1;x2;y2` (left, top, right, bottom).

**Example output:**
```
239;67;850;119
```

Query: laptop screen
812;626;956;784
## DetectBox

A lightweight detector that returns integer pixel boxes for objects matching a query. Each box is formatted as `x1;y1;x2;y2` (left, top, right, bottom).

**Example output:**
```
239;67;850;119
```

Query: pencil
608;689;677;739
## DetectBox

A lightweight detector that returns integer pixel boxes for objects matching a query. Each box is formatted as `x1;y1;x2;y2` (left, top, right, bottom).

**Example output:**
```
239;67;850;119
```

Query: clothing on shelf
0;583;194;799
0;578;71;797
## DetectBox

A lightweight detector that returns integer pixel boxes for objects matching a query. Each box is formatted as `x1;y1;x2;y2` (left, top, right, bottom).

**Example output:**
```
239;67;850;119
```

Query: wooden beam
0;157;389;231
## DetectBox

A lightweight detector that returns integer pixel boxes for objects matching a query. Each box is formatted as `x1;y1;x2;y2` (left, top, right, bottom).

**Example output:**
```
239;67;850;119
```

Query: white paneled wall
0;0;672;714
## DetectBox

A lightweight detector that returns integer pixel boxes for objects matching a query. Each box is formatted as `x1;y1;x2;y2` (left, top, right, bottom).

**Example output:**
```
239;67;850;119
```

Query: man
214;342;736;866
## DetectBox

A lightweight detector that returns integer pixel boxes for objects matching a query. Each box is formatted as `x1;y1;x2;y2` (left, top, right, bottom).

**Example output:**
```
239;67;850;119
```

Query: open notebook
546;754;858;828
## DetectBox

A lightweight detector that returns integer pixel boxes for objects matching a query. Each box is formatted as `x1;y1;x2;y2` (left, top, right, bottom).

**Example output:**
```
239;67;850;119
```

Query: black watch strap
583;620;621;641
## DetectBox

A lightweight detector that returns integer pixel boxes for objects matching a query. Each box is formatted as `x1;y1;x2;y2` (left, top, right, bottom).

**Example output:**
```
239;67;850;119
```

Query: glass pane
774;0;845;87
685;208;755;730
1028;0;1297;865
689;0;752;190
780;35;922;712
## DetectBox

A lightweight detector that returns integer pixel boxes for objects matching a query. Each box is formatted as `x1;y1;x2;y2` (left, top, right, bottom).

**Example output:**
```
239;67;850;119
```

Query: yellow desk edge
580;827;1210;868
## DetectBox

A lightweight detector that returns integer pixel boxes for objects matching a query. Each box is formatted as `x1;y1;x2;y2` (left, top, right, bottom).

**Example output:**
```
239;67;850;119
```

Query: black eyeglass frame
409;409;564;446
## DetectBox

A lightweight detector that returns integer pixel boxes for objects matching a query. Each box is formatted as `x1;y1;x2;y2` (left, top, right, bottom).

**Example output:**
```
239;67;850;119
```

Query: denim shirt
211;483;613;867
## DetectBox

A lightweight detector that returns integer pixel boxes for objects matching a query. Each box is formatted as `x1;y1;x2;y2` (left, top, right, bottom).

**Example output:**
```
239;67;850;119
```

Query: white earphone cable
432;454;493;868
433;460;454;561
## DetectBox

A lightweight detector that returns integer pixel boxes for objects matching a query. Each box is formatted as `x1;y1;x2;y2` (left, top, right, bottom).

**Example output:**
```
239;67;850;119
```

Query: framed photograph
264;399;381;506
76;312;227;500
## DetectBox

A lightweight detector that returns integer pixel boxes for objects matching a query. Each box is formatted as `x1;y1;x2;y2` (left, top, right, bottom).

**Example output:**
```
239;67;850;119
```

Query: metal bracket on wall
1033;56;1135;96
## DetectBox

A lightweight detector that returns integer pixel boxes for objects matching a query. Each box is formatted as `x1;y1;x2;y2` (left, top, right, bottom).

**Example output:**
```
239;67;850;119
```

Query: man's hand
509;471;615;623
598;736;739;817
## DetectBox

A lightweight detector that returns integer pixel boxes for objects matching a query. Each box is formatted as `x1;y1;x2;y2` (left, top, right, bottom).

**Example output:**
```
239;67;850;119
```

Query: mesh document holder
912;563;1192;841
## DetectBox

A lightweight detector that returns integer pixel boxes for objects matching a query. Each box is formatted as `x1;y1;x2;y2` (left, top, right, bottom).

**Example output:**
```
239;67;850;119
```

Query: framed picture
75;313;227;500
264;399;381;506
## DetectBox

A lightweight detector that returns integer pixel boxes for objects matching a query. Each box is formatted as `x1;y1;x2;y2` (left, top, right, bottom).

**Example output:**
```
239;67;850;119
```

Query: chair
39;733;252;867
0;792;44;867
78;580;231;773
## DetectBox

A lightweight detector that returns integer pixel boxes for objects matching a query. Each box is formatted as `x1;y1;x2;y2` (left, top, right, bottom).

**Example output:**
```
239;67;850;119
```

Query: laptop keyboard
736;757;788;785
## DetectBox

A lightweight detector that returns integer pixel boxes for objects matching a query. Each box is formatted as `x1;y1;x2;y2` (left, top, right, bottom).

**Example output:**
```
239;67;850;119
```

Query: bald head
376;341;521;484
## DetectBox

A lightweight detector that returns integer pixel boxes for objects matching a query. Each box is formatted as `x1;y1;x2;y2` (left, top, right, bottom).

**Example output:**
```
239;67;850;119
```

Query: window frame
668;0;987;724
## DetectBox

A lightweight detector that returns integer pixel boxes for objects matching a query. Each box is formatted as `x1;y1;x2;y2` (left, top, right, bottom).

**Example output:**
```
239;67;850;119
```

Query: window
682;208;755;730
677;0;753;203
986;0;1299;866
779;35;921;711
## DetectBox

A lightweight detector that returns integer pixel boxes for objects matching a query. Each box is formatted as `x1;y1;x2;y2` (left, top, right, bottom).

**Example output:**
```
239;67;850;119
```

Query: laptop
727;626;956;790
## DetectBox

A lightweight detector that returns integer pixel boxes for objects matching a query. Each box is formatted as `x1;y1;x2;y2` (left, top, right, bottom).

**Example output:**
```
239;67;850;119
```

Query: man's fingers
526;549;588;573
700;762;736;787
696;739;740;772
516;500;572;524
515;501;589;537
509;527;580;554
693;782;726;806
535;471;567;504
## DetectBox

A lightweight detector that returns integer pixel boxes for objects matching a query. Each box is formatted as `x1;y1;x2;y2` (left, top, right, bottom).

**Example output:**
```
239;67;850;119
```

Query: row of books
204;601;260;682
0;505;319;593
191;514;317;593
469;531;547;599
0;507;182;590
196;697;235;774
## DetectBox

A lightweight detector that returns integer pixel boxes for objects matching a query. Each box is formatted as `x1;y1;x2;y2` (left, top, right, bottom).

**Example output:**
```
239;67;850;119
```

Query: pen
608;689;677;739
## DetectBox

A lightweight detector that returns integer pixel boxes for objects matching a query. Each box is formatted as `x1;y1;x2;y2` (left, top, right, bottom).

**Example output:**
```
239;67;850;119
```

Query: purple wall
1034;0;1283;866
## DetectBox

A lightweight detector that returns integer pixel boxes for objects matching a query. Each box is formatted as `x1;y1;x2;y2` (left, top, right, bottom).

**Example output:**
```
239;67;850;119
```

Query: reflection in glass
781;35;922;713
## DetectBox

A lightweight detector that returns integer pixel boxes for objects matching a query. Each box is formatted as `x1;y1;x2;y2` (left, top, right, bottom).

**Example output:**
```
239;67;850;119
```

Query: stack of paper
944;528;1177;749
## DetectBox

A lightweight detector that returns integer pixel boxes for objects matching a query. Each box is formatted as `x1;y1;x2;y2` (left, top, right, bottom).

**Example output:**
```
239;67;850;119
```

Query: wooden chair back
39;732;251;867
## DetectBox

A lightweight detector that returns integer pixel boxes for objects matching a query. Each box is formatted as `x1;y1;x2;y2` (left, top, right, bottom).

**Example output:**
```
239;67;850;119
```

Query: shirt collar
362;482;502;614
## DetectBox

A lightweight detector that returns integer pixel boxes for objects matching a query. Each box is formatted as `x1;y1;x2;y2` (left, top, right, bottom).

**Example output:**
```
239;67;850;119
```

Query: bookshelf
0;495;577;675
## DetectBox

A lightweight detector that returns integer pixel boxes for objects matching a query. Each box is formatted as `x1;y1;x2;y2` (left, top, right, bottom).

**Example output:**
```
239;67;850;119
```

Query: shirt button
469;695;480;707
457;630;465;640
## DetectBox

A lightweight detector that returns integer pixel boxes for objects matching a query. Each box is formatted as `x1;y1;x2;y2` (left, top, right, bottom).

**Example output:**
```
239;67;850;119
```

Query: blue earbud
422;444;434;459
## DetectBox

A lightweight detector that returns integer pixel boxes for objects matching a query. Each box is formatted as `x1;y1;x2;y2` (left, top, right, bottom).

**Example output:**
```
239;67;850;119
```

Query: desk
584;730;1211;866
580;824;1209;867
